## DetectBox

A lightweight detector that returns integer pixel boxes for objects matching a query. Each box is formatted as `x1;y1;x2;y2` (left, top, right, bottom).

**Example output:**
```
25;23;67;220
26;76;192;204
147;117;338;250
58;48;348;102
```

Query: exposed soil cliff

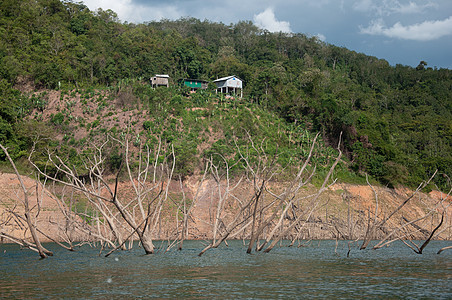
1;173;450;245
0;172;89;244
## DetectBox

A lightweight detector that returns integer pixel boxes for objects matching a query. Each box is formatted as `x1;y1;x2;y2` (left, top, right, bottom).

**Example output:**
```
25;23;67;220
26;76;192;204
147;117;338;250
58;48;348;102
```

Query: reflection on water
1;240;451;299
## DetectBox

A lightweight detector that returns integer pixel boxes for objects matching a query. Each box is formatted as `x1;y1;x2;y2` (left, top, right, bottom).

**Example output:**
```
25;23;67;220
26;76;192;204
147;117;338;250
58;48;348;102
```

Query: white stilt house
213;75;243;98
150;74;170;88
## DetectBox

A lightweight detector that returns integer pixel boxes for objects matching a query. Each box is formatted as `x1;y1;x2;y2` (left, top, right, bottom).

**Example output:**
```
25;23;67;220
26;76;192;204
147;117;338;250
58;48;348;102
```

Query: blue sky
81;0;452;69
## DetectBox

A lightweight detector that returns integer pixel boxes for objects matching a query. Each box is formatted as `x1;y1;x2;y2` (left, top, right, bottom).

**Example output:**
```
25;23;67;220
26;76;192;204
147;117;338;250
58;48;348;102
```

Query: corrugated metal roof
213;75;242;82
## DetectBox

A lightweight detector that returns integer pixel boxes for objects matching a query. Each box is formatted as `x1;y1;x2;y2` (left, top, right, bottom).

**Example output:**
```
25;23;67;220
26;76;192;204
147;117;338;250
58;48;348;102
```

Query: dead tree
261;136;342;253
0;144;53;258
372;185;451;251
198;154;244;256
437;246;452;254
400;214;444;254
29;139;128;249
198;132;342;256
360;171;438;250
43;182;112;249
357;170;451;253
114;136;173;254
175;160;209;251
257;133;320;251
29;136;173;255
233;133;283;254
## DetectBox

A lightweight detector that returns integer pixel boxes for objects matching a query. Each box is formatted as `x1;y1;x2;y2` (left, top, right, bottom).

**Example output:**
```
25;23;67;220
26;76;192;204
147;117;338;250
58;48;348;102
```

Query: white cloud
353;0;437;16
360;16;452;41
353;0;374;12
315;33;326;42
253;8;292;33
394;1;436;14
133;6;182;22
82;0;130;16
82;0;182;23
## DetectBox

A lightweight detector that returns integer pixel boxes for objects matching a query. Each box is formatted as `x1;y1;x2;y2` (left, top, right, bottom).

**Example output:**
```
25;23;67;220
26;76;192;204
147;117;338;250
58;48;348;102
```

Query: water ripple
1;240;451;299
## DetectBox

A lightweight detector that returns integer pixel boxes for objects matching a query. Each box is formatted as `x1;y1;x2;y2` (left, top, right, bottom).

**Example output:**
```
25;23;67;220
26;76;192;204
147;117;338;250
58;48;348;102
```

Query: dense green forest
0;0;451;189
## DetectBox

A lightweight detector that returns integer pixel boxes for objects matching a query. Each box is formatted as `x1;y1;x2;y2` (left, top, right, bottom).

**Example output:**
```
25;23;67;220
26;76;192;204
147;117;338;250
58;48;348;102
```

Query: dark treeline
0;0;451;189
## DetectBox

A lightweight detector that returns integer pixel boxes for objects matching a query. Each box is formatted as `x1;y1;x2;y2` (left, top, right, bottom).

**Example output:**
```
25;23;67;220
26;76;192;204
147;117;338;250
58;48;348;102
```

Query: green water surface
1;240;451;299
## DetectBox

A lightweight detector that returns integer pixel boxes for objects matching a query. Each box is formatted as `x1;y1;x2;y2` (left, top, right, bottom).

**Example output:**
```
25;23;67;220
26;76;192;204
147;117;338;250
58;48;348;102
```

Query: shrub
50;112;65;125
143;120;152;131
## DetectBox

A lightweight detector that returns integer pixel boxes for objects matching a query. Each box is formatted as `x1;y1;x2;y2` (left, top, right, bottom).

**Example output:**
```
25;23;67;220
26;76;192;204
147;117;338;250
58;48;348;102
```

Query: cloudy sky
81;0;452;69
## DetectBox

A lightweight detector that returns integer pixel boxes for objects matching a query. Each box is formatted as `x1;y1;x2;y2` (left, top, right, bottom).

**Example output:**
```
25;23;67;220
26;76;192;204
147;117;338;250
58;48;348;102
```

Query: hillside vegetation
1;0;451;189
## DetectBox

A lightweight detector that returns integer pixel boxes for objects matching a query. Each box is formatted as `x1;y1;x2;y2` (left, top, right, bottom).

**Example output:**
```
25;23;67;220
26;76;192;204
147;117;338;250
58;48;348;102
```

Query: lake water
1;240;451;299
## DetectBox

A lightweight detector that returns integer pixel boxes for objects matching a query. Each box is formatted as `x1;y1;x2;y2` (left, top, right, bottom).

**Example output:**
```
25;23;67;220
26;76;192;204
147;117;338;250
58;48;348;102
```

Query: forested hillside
1;0;451;189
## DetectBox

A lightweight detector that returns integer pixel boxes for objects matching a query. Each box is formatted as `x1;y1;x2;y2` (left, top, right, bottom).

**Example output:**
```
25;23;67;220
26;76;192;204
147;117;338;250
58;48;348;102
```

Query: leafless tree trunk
28;135;173;255
198;154;244;256
262;137;342;253
231;132;282;254
28;140;128;249
175;161;209;250
0;144;53;258
360;171;438;250
198;132;342;255
400;214;444;254
259;133;320;250
437;246;452;254
372;190;450;250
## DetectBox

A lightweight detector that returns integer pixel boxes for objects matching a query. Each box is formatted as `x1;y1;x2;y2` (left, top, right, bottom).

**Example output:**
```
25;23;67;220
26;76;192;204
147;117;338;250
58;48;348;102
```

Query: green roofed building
183;79;208;91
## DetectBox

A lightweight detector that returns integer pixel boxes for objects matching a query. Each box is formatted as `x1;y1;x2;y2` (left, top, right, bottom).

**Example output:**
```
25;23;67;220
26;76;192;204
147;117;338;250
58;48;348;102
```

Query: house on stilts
213;75;243;98
150;74;170;88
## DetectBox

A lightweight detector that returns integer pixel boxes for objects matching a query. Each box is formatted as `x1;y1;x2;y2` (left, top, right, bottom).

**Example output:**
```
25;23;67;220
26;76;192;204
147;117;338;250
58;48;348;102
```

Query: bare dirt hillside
29;88;148;142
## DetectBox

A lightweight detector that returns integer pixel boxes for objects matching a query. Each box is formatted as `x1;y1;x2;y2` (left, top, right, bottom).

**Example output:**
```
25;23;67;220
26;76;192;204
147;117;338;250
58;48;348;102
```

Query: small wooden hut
150;74;170;88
